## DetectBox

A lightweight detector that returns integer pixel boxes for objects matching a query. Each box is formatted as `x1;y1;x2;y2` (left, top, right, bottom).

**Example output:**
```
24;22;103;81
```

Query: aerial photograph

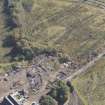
0;0;105;105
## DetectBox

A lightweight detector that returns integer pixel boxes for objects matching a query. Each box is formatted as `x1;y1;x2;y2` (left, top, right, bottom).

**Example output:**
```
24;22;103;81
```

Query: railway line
35;0;105;27
24;0;105;43
32;0;105;29
83;0;105;9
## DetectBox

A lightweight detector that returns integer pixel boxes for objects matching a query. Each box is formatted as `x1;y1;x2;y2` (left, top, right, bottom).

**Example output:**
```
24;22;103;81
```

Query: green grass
72;56;105;105
1;0;105;65
17;0;105;65
18;0;105;54
0;0;105;103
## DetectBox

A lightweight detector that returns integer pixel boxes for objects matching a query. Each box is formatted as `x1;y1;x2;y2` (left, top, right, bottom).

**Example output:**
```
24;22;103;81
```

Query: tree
39;95;57;105
32;47;57;56
22;0;34;12
23;48;33;60
2;35;16;47
50;81;69;104
58;56;69;64
67;81;74;93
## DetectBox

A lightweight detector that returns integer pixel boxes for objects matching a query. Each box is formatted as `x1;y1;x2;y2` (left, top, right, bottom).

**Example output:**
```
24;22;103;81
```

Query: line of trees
2;34;58;61
39;81;74;105
3;0;20;30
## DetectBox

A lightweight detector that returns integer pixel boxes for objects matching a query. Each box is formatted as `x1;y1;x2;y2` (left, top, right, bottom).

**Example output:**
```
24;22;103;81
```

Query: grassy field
1;0;105;64
10;0;105;59
72;56;105;105
0;0;105;104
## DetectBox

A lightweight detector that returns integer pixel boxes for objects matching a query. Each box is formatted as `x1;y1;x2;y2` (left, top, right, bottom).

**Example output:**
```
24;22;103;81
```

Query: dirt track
65;49;105;81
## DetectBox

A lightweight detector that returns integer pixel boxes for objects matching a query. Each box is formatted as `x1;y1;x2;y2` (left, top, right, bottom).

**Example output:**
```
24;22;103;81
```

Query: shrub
3;0;18;30
59;56;69;64
22;0;34;12
49;81;69;104
23;48;34;60
39;95;57;105
67;81;74;93
2;35;16;47
32;47;57;56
